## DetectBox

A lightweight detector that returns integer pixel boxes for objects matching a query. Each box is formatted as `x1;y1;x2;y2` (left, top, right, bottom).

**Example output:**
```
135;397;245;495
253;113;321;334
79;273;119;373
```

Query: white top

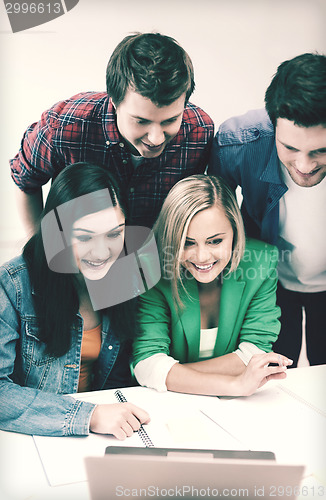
278;163;326;292
199;327;218;359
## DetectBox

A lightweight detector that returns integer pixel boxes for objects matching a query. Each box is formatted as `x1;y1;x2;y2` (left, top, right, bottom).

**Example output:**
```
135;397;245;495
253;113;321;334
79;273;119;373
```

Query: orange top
78;324;102;393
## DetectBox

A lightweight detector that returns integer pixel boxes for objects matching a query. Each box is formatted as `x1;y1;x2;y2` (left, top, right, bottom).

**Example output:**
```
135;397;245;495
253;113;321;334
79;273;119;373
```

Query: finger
266;371;288;382
260;352;293;368
113;427;127;441
266;364;288;377
124;414;142;432
129;405;151;425
121;421;134;438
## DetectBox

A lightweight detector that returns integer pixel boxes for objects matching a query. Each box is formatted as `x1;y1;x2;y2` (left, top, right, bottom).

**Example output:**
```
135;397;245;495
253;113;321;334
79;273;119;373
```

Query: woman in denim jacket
0;162;149;437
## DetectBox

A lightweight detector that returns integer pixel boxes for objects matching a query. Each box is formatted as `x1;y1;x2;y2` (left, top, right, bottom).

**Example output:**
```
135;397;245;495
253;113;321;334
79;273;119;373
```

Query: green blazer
133;239;280;366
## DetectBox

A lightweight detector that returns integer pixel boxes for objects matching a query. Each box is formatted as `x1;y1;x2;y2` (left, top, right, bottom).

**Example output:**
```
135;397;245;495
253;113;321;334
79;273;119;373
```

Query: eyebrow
186;233;225;241
130;112;183;122
278;139;326;154
72;223;125;234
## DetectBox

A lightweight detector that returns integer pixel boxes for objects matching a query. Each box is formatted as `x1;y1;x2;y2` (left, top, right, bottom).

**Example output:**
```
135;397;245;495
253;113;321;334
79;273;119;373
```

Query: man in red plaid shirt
10;32;214;234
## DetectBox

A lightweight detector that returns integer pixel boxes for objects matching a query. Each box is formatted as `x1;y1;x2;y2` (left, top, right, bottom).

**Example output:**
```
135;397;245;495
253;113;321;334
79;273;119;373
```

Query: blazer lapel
214;270;246;355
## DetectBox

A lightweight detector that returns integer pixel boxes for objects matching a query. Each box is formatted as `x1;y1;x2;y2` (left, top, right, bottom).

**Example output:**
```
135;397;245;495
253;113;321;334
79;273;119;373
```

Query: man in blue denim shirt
208;53;326;367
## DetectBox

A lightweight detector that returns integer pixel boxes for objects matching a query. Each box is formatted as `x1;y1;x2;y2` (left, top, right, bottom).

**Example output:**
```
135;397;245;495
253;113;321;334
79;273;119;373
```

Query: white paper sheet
33;386;244;486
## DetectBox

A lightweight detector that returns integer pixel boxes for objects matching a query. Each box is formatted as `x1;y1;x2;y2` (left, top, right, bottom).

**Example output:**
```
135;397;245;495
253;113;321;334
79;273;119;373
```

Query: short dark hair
106;32;195;107
265;52;326;127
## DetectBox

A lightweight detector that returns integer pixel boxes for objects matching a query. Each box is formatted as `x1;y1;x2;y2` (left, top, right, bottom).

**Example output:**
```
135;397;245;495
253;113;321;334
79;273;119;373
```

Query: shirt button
106;140;110;146
108;345;113;350
122;159;128;164
119;142;124;148
130;187;135;193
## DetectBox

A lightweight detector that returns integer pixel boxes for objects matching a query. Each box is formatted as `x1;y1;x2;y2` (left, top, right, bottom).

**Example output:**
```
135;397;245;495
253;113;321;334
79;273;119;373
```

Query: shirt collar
102;97;122;146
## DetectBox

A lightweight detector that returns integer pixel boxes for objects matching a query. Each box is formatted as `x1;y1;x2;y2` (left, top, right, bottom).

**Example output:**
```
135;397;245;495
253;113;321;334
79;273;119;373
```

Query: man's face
113;89;185;158
275;118;326;187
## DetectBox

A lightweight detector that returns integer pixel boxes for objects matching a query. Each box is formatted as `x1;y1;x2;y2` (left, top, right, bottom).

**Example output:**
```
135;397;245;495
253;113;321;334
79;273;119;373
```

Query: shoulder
0;254;31;297
217;109;274;146
0;254;29;279
45;92;108;129
182;102;214;130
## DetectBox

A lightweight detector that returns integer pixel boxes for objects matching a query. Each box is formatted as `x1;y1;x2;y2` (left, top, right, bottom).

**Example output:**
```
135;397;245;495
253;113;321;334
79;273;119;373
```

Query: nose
147;124;165;146
195;244;211;263
92;236;110;260
294;154;317;174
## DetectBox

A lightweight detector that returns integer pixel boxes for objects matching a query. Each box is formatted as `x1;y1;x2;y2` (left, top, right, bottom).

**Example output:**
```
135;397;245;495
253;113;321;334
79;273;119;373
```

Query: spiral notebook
114;389;154;447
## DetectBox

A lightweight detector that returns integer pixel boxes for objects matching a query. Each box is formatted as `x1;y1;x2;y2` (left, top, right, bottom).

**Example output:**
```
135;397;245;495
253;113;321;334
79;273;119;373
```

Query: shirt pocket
22;319;56;366
20;319;59;389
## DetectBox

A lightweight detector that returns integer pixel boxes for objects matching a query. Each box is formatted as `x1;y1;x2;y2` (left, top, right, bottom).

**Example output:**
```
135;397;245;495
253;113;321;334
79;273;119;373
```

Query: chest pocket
22;319;56;366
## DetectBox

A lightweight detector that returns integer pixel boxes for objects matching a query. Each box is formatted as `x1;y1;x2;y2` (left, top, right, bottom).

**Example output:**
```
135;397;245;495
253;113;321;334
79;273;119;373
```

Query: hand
89;403;150;440
233;352;293;397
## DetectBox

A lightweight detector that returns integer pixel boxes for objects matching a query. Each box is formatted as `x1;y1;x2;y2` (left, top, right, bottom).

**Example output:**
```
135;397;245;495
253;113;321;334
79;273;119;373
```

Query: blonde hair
153;175;246;308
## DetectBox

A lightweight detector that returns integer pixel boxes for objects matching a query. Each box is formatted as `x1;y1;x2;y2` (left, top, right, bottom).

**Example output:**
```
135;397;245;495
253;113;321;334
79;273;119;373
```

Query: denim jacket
0;255;132;436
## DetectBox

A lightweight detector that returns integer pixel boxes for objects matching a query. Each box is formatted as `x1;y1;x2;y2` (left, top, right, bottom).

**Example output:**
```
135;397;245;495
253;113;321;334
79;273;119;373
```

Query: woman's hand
89;403;150;440
233;352;293;397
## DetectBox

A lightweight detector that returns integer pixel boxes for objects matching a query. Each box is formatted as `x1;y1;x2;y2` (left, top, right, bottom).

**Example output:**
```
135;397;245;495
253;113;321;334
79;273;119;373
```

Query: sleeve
9;109;60;193
237;246;281;351
0;269;95;437
207;134;239;192
233;342;265;365
133;284;173;368
134;353;179;392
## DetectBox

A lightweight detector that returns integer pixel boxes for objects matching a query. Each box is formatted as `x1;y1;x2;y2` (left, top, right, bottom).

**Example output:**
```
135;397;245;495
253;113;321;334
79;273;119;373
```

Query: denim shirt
208;109;287;245
0;255;132;436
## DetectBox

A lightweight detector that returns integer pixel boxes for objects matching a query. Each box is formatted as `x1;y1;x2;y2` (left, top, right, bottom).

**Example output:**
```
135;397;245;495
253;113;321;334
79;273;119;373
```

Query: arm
0;267;149;437
166;352;291;397
134;279;292;396
14;185;43;236
185;352;246;376
10;109;60;234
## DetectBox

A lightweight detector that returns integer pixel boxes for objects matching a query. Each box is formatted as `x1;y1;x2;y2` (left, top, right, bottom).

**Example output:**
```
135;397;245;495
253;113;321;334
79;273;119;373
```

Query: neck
197;277;221;294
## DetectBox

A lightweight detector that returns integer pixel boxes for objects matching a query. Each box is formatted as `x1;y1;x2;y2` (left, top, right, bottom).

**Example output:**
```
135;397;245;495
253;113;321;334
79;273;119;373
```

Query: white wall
0;0;325;264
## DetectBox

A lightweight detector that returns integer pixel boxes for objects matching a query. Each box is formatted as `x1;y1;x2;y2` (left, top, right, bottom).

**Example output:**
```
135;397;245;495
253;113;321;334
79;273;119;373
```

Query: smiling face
275;118;326;187
71;206;125;280
114;88;185;158
181;206;234;284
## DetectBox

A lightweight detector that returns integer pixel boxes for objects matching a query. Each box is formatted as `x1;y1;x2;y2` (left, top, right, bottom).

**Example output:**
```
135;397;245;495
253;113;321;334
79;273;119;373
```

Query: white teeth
194;263;214;270
84;260;107;267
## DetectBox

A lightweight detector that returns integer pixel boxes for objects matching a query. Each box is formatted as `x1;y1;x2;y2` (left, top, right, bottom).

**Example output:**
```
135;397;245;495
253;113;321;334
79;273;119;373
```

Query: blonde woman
133;175;292;396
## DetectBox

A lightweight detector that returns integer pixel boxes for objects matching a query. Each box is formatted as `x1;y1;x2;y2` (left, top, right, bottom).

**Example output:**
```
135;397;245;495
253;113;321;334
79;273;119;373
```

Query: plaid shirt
10;92;214;227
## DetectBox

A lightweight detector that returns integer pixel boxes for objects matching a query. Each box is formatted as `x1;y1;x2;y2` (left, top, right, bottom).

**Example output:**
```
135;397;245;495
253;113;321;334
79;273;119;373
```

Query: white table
1;366;325;500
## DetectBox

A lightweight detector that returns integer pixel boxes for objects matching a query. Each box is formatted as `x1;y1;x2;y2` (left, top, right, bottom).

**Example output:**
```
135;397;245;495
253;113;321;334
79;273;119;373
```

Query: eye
184;240;195;248
310;149;326;157
162;117;178;125
209;238;223;245
107;230;123;239
75;235;92;243
136;119;149;125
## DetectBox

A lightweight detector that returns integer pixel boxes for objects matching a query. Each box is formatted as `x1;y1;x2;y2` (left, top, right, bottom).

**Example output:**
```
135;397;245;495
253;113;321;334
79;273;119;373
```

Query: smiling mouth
294;166;320;177
141;141;165;150
191;262;217;272
82;258;111;269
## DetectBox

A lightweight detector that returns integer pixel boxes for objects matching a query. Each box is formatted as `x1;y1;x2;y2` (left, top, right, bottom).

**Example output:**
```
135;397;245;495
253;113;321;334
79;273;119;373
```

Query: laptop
84;447;305;500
